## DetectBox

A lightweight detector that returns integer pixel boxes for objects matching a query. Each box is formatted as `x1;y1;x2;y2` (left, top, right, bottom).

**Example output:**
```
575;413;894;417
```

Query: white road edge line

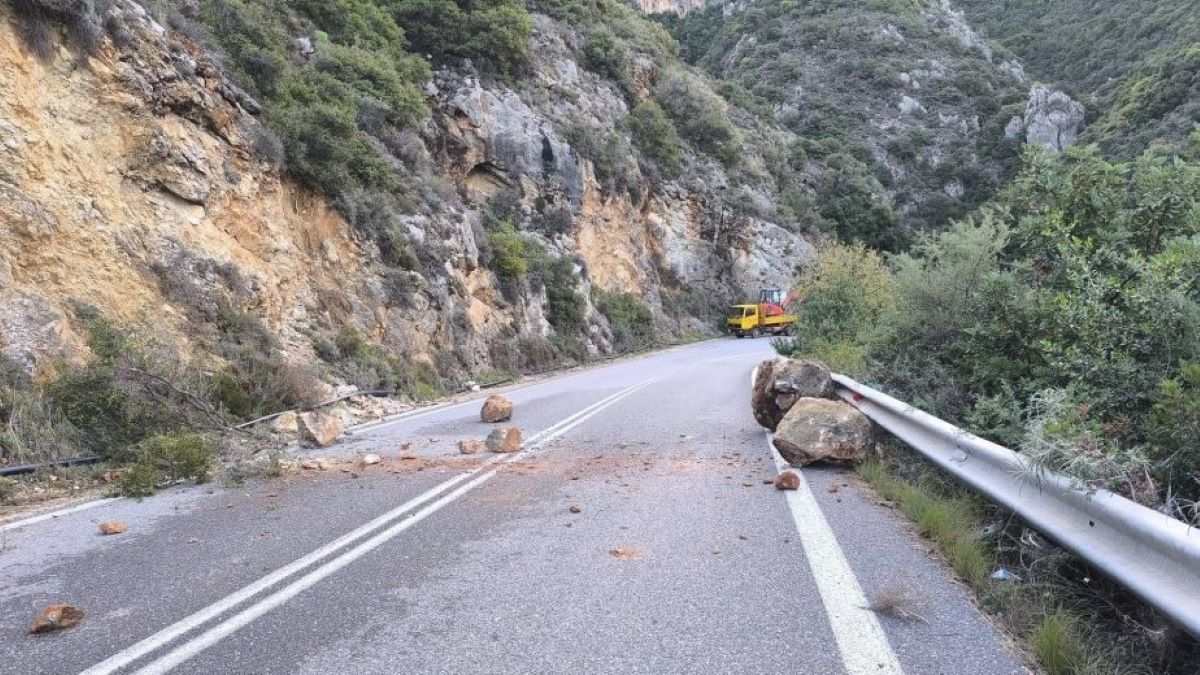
80;379;653;675
754;366;904;675
0;497;121;533
131;378;654;675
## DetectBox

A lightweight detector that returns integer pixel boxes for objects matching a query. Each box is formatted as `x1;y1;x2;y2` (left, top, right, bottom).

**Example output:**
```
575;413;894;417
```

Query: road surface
0;338;1026;674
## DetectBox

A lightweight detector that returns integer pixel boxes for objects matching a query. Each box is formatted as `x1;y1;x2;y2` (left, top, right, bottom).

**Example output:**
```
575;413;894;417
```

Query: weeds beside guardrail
834;373;1200;638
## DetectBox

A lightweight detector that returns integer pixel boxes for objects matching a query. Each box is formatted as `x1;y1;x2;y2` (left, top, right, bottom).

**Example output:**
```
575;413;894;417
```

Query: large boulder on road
773;398;873;466
486;426;523;453
298;411;344;448
480;395;514;423
752;358;835;431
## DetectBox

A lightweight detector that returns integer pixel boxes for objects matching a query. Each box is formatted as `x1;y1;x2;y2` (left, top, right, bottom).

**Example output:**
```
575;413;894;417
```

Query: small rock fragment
272;411;299;434
485;427;523;454
98;521;127;535
359;453;381;466
828;484;840;493
775;471;801;491
28;604;85;634
609;547;644;560
480;395;514;423
299;458;330;471
458;439;486;455
569;505;581;514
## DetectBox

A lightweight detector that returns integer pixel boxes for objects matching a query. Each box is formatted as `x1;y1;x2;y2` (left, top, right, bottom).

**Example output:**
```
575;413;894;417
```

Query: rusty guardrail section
833;373;1200;638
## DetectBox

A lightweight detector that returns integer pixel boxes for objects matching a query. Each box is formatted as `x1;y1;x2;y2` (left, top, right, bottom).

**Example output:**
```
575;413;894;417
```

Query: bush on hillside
628;99;683;178
653;69;739;166
595;290;653;352
772;241;896;376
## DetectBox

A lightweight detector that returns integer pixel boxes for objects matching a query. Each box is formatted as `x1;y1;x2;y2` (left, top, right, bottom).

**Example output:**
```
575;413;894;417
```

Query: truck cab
727;304;762;337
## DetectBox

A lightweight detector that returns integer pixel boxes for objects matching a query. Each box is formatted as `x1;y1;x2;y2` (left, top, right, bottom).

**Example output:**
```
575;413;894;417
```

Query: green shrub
211;303;322;418
1030;610;1087;675
773;240;896;373
47;317;211;458
628;99;683;177
595;290;653;352
653;69;740;165
117;432;217;497
583;27;635;98
390;0;531;77
1148;363;1200;507
527;248;585;333
561;116;640;194
487;218;529;281
116;461;161;499
0;476;19;503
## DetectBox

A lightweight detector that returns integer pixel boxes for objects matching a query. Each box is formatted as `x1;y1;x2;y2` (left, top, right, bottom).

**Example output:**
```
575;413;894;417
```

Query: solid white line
0;497;120;533
752;366;903;675
769;441;904;675
131;377;654;674
133;470;500;675
77;471;483;675
82;379;653;675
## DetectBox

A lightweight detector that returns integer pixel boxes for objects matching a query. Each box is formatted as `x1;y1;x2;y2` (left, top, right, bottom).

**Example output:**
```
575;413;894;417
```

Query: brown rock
773;398;873;466
775;471;801;490
773;359;835;399
480;395;514;423
98;521;127;535
359;453;381;466
751;358;784;430
28;604;85;634
569;505;581;514
297;411;344;448
458;439;486;455
609;547;644;560
272;411;299;434
485;427;523;454
752;358;837;431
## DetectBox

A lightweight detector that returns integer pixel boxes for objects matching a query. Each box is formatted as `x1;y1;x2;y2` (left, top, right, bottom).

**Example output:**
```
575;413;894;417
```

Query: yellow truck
726;288;797;338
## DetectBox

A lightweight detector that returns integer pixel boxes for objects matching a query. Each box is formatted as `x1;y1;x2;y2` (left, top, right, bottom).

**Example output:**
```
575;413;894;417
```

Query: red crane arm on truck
760;289;801;317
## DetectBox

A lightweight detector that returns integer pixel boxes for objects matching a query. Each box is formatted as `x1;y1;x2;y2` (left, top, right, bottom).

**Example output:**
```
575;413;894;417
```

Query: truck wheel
750;327;762;339
735;333;745;339
782;325;794;337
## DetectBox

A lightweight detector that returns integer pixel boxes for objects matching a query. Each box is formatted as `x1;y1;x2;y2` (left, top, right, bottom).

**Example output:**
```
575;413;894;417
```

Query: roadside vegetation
779;140;1200;673
861;452;1199;674
778;139;1200;514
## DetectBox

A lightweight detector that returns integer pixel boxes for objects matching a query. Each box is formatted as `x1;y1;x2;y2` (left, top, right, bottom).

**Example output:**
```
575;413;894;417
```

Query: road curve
0;338;1026;674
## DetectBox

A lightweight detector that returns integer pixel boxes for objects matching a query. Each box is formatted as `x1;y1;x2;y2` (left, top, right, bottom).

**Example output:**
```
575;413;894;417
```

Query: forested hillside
659;0;1032;248
954;0;1200;157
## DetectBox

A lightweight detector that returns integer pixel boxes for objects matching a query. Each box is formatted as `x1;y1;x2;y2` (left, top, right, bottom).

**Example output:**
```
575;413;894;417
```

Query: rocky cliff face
1011;84;1086;153
0;2;807;382
634;0;707;15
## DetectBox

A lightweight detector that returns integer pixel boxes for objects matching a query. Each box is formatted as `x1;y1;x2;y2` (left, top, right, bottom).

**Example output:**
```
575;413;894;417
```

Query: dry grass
867;586;927;623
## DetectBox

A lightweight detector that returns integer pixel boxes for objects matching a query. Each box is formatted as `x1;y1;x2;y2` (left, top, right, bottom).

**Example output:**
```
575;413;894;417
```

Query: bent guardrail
832;373;1200;638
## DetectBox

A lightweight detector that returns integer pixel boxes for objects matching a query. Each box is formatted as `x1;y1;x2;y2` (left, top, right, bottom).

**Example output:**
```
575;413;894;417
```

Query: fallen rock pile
753;358;874;466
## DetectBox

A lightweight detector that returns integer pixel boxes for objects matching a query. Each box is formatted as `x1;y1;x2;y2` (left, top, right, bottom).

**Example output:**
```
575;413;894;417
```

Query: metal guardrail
832;373;1200;638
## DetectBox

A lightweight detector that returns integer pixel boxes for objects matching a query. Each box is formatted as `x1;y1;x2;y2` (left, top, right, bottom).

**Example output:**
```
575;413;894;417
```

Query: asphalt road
0;338;1027;674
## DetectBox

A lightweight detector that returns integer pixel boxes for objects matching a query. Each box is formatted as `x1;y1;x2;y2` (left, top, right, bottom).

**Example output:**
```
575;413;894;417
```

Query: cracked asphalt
0;338;1027;674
